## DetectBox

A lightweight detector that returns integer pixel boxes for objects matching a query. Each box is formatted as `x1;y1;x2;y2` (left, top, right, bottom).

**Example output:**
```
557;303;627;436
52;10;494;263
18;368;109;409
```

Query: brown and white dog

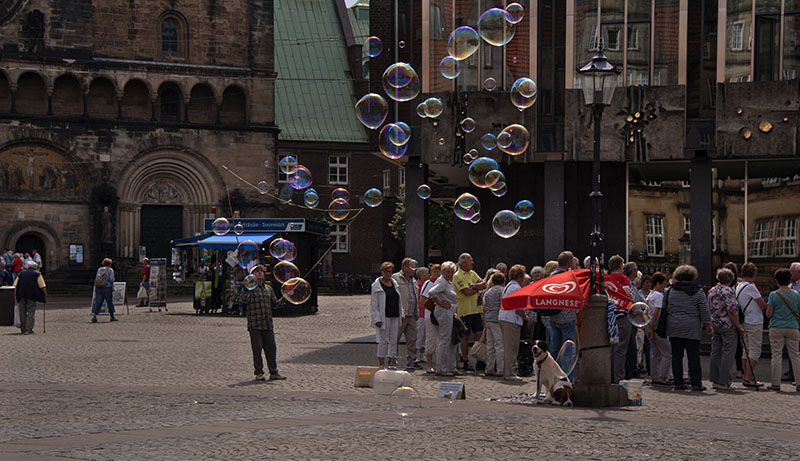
532;340;573;406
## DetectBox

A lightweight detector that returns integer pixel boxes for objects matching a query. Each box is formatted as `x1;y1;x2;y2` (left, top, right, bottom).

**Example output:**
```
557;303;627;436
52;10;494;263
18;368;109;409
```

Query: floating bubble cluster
363;188;384;207
447;26;480;60
628;302;651;328
303;188;319;208
478;8;515;46
355;93;389;130
212;217;230;236
273;260;300;284
416;184;431;199
492;210;520;238
365;36;382;57
440;56;461;79
468;157;500;188
382;62;421;102
454;192;481;221
282;277;312;304
515;200;534;219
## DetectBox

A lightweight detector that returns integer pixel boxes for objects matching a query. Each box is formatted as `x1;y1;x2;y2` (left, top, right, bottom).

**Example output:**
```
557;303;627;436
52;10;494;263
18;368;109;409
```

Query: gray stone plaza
1;296;798;460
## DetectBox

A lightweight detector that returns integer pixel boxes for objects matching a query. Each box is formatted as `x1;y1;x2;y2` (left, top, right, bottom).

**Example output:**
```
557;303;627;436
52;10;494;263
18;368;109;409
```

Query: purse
469;332;487;363
654;288;671;338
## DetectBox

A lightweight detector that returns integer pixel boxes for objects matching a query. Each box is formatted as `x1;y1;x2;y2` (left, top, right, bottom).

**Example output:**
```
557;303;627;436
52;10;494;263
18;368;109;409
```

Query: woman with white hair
707;268;745;390
370;261;403;368
429;261;459;376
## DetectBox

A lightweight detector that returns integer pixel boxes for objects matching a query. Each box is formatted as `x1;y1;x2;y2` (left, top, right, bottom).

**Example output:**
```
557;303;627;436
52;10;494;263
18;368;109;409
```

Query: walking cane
42;302;46;334
741;331;756;391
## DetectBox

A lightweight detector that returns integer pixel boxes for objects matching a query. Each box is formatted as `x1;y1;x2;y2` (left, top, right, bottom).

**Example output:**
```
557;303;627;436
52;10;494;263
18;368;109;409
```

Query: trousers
709;325;737;386
376;316;401;358
484;321;504;375
397;315;417;366
649;333;672;379
670;337;702;388
249;326;278;376
435;306;458;373
17;298;36;333
611;316;632;382
500;321;521;378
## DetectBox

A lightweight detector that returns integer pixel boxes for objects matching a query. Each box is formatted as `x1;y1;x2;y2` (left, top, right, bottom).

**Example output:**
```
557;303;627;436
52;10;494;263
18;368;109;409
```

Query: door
15;233;45;271
140;205;183;260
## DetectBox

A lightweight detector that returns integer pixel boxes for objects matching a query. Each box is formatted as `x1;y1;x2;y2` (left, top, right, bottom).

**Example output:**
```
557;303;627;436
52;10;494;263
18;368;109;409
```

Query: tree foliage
389;184;454;256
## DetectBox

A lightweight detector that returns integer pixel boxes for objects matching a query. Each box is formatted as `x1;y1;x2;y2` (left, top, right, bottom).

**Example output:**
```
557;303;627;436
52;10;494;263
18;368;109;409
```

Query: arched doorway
15;233;45;272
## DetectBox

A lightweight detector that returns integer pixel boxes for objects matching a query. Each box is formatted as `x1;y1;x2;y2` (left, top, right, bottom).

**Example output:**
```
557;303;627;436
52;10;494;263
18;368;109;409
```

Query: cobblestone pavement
1;295;798;460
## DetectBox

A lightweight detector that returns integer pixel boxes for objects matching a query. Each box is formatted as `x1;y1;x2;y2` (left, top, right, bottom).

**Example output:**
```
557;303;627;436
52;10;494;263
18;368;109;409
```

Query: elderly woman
481;271;506;377
414;266;430;366
708;268;745;390
530;266;544;282
765;268;800;392
499;264;528;381
370;261;403;368
420;264;441;374
429;261;459;376
664;265;712;391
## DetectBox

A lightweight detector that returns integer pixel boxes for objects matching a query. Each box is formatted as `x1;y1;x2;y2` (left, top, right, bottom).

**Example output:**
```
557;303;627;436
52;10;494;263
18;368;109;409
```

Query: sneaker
255;373;266;381
110;316;119;322
269;373;287;381
91;316;97;323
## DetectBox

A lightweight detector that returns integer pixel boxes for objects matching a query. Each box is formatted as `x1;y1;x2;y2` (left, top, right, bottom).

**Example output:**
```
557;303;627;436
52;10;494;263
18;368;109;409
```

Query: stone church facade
0;0;277;274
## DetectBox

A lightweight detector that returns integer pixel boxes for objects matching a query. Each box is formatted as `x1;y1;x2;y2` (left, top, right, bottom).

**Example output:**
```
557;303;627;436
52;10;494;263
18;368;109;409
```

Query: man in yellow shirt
453;253;486;371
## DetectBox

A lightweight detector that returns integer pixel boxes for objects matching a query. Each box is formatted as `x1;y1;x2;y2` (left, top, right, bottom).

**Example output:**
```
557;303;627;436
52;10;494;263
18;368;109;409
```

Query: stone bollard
573;293;629;407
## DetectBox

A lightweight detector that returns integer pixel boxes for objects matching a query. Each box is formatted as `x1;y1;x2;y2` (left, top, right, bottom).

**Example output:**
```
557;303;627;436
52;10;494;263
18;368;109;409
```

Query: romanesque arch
87;77;117;119
115;147;225;258
4;220;61;274
52;74;82;117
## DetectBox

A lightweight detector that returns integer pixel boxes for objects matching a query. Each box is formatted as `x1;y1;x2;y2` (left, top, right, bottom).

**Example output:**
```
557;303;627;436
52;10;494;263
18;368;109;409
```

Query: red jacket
11;257;22;273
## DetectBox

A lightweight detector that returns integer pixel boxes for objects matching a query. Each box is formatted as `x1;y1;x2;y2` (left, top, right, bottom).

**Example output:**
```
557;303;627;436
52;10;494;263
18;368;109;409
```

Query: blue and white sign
203;218;328;236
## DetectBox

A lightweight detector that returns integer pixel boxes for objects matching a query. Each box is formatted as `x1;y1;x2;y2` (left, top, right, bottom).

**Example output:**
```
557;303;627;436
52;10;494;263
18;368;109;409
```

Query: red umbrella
501;269;633;311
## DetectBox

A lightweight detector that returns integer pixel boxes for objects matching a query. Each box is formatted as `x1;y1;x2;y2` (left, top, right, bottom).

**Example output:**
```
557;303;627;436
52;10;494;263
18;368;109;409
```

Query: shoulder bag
735;283;754;324
654;288;671;338
774;291;800;330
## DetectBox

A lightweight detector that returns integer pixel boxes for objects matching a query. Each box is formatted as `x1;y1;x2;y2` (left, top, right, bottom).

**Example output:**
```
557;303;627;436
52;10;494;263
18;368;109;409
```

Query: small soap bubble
263;160;269;168
282;277;312;304
279;156;298;175
390;386;421;417
481;133;497;151
235;240;259;269
416;184;432;199
256;180;270;195
440;56;461;79
398;40;406;48
454;192;480;221
279;184;293;204
497;131;512;149
269;238;289;259
328;198;350;221
355;93;389;130
304;188;319;208
332;188;350;201
289;165;313;190
505;3;524;24
212;218;230;236
462;152;475;164
484;77;497;91
469;213;481;223
447;26;480;60
243;274;258;290
438;138;445;145
460;117;476;133
556;340;578;376
478;8;515;47
492;210;520;238
515;200;534;220
379;125;409;159
511;77;537;111
363;188;384;207
382;62;420;102
423;97;444;118
628;302;651;328
491;182;507;197
416;102;428;118
273;260;300;284
485;169;504;188
234;223;244;235
497;124;530;156
365;36;383;57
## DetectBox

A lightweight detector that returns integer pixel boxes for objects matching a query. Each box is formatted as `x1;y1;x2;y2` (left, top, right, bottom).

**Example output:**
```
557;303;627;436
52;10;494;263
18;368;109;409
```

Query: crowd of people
0;249;42;284
369;252;800;393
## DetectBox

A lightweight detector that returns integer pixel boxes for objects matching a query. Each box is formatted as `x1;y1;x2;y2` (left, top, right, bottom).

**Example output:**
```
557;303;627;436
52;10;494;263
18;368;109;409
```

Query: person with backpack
91;258;117;323
736;262;768;388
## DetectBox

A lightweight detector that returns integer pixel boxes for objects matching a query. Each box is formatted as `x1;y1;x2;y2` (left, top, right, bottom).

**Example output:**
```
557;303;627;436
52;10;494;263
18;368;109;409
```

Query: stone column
690;151;713;285
404;157;428;265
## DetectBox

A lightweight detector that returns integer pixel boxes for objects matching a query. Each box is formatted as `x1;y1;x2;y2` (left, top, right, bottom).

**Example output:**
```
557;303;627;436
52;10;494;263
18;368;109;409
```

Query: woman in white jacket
370;261;403;368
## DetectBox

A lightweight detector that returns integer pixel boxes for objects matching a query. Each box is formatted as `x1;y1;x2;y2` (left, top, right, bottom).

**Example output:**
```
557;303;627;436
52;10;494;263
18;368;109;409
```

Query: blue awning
197;233;277;250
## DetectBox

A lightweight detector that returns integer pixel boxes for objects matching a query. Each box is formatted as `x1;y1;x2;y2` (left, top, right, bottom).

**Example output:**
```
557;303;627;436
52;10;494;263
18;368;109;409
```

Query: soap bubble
485;169;504;188
234;223;244;235
484;77;497;91
447;26;480;60
416;102;427;118
505;3;524;24
328;198;350;221
276;243;296;262
481;133;497;151
423;97;444;118
468;156;500;188
304;188;319;208
469;213;481;223
556;339;578;376
462;152;475;164
440;56;461;79
396;121;411;138
497;124;530;155
492;210;520;238
491;182;507;197
454;192;481;221
416;184;431;199
460;117;476;133
390;386;421;417
279;156;298;174
257;180;270;195
382;62;421;102
438;138;445;145
365;36;383;57
398;40;406;48
468;148;479;157
273;261;300;284
381;123;410;146
363;188;384;207
515;200;534;219
511;77;537;111
282;277;312;304
269;238;293;259
279;184;293;203
628;302;652;328
355;93;389;130
478;8;515;47
235;240;259;269
332;187;350;201
379;125;409;159
212;218;230;236
243;274;258;291
263;160;269;168
289;165;313;190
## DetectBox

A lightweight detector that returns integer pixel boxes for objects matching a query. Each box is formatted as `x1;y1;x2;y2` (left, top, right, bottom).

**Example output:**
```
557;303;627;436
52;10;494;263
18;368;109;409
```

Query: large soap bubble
497;124;530;156
628;302;652;327
511;77;537;111
282;277;312;304
381;123;410;146
364;36;383;57
390;386;421;417
478;8;515;46
423;97;444;118
235;240;259;269
289;165;313;190
303;188;319;208
363;188;384;207
416;184;431;199
492;210;520;238
468;156;500;188
379;126;409;159
515;200;534;219
273;260;300;284
382;63;421;102
269;238;294;260
279;155;298;175
454;192;481;221
440;56;461;79
556;339;578;376
448;26;480;60
332;187;350;201
328;198;350;221
505;3;524;24
355;93;389;130
212;217;230;236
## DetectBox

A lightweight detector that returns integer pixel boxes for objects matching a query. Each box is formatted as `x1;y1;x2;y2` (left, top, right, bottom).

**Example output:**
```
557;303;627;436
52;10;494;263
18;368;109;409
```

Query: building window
398;169;406;192
382;169;391;196
606;28;621;51
589;23;598;51
750;220;772;257
162;17;180;56
628;26;640;51
483;45;494;69
331;223;349;253
683;215;691;236
430;2;445;40
329;155;349;185
731;21;744;51
277;154;297;183
776;218;798;257
645;215;665;256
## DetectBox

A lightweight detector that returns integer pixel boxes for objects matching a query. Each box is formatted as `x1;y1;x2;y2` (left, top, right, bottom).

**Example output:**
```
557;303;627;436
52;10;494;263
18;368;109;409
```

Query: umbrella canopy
501;269;633;311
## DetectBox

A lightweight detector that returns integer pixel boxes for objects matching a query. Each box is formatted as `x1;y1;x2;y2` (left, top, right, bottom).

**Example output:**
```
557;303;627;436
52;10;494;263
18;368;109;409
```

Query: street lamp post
573;47;626;407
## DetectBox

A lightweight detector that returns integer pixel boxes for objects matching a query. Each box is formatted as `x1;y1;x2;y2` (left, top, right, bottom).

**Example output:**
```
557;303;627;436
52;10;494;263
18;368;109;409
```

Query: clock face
0;0;27;26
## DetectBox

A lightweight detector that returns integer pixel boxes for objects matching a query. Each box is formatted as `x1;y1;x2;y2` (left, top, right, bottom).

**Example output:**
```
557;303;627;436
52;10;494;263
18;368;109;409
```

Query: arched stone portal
5;221;60;274
116;148;225;259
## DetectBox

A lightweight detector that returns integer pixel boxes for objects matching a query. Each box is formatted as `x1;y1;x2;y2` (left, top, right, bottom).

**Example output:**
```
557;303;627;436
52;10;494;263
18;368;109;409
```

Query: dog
532;340;573;406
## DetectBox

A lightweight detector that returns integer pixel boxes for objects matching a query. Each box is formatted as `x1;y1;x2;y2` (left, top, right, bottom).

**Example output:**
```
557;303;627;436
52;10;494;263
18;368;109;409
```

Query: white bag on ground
137;284;148;300
13;302;20;328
